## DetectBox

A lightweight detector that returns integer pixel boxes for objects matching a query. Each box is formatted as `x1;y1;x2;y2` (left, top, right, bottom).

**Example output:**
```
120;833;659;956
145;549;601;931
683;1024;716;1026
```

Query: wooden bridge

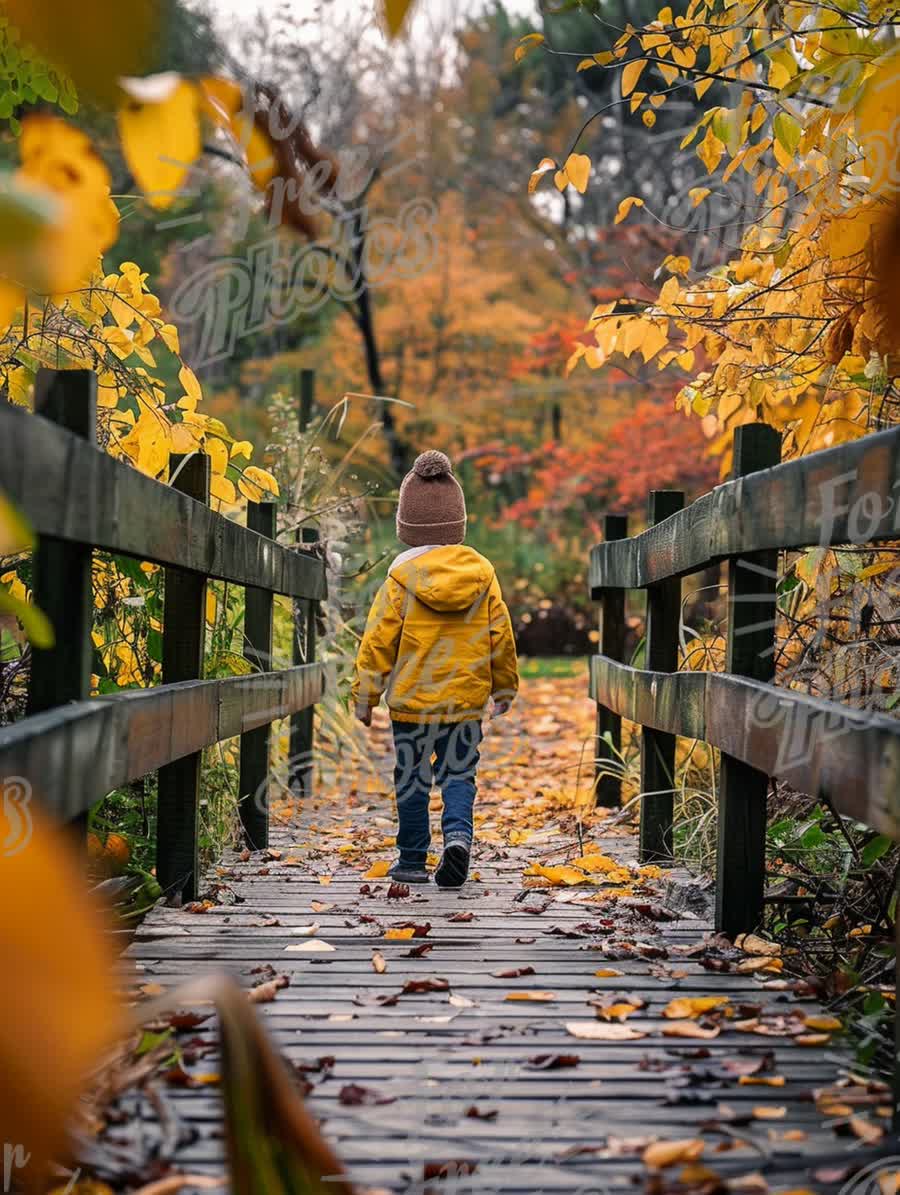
1;370;899;1192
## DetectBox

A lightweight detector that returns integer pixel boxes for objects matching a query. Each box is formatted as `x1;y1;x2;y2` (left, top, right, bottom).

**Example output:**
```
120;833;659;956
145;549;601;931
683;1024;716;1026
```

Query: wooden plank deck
121;683;893;1193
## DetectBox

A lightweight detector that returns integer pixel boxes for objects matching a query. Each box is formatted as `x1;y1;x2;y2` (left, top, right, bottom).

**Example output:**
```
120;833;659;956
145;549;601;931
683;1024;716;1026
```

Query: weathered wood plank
590;424;900;592
716;423;781;936
0;664;325;821
240;502;276;850
640;490;683;861
595;513;627;807
0;401;326;600
590;656;900;837
157;454;211;904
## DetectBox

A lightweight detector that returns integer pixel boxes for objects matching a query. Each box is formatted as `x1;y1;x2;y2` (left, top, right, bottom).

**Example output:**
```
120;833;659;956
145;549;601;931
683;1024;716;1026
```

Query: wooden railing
0;368;327;903
589;422;900;937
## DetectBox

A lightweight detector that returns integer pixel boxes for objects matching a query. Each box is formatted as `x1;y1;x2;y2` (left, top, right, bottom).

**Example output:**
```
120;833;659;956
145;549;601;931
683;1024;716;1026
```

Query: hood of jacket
389;544;494;613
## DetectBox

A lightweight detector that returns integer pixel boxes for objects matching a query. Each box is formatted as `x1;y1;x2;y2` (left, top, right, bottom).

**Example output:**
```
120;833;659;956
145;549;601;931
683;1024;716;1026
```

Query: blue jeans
391;720;483;867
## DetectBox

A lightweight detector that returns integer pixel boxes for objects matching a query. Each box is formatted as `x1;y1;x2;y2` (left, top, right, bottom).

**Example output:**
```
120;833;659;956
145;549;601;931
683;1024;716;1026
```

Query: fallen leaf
803;1015;842;1032
594;968;625;978
284;939;336;953
339;1083;395;1106
247;975;289;1003
504;991;556;1001
464;1105;497;1120
735;933;780;956
364;861;391;879
290;924;320;936
663;996;730;1019
385;928;416;940
492;966;535;979
643;1138;705;1168
525;1054;580;1070
753;1106;787;1120
662;1020;721;1040
565;1021;646;1040
371;951;387;974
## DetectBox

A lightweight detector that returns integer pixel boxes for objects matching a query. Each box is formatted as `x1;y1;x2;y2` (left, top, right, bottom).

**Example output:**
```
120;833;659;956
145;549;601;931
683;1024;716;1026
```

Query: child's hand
356;705;373;727
491;698;511;719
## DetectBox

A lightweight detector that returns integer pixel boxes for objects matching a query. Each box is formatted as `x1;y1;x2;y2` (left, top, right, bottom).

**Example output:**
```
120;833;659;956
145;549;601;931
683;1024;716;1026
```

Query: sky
204;0;540;36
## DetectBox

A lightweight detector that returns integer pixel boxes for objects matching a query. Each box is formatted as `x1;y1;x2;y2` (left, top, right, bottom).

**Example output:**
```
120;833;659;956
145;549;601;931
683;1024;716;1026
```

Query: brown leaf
464;1105;498;1120
247;975;290;1003
405;943;434;958
402;977;449;994
492;966;536;978
339;1084;396;1106
448;911;474;922
423;1161;478;1180
525;1054;580;1070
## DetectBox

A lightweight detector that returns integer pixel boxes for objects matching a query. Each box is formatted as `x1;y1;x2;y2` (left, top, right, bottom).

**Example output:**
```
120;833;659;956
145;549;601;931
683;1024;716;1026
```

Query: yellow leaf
231;440;254;459
643;1139;705;1169
525;863;591;886
614;195;644;224
594;968;625;978
565;1021;646;1040
364;861;391;879
0;493;33;557
562;152;591;194
210;473;237;505
118;76;202;210
385;928;416;940
206;437;229;475
0;812;123;1178
697;127;724;174
239;466;280;502
504;991;557;1001
803;1015;842;1032
179;364;203;405
206;590;217;627
514;32;545;62
663;995;730;1019
119;410;171;479
528;157;557;194
622;58;647;97
642;110;657;128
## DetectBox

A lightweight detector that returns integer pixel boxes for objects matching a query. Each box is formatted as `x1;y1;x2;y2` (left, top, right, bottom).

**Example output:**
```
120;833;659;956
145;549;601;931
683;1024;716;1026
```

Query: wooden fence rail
590;422;900;936
0;368;326;902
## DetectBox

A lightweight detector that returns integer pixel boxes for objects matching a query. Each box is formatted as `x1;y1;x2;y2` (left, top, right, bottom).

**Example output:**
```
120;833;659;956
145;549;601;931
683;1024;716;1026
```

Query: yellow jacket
352;545;518;723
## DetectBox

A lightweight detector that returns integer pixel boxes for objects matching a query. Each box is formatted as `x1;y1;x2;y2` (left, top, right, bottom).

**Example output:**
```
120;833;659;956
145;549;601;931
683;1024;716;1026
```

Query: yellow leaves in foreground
364;860;392;879
239;466;281;503
119;75;202;210
3;0;159;107
0;812;122;1180
14;115;119;296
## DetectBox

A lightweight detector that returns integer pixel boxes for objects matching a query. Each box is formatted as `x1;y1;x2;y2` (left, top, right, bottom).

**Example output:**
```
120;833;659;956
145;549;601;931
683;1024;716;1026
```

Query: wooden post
716;423;781;936
299;368;314;432
595;513;628;807
28;369;96;836
290;527;319;798
157;453;210;904
239;500;276;850
640;490;684;863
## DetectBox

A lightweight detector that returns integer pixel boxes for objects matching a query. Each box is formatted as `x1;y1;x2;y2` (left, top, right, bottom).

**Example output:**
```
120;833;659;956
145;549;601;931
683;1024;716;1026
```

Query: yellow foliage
118;76;202;210
0;812;122;1179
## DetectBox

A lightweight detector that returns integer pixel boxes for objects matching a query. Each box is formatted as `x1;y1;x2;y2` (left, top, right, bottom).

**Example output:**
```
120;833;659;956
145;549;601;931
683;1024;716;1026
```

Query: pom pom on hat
413;450;452;479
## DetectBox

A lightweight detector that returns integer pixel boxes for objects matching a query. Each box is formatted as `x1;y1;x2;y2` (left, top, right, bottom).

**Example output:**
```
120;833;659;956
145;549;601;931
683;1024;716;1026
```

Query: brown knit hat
396;450;467;547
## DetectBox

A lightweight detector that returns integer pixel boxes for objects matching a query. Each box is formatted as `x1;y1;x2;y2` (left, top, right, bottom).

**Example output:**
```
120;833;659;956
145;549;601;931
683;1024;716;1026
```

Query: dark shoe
434;842;470;889
388;862;430;884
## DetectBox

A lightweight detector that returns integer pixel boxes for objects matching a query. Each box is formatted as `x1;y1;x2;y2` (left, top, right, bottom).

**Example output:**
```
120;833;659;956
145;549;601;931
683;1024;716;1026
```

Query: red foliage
472;397;719;540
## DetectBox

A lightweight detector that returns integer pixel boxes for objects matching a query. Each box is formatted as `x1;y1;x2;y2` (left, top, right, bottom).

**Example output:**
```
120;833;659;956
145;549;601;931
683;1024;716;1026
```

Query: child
352;450;518;888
